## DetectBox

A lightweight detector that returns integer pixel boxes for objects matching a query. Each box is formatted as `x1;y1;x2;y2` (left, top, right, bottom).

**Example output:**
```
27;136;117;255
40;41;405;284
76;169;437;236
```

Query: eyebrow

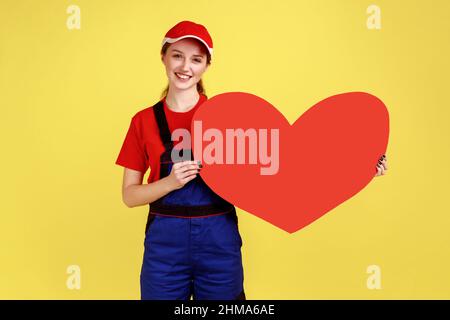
171;49;205;58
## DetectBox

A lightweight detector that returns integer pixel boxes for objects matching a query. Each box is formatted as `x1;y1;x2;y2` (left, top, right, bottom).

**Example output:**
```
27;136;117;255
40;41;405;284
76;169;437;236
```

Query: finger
375;164;382;176
176;164;200;174
178;160;198;169
180;172;198;184
178;169;199;179
377;159;383;169
378;163;386;175
172;160;189;170
381;159;388;170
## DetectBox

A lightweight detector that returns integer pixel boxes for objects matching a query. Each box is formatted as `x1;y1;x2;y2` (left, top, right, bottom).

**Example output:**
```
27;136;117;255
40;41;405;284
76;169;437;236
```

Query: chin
170;79;198;90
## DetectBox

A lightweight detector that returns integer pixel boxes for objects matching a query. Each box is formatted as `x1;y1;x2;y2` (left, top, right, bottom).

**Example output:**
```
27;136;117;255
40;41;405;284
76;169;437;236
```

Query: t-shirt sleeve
115;116;148;173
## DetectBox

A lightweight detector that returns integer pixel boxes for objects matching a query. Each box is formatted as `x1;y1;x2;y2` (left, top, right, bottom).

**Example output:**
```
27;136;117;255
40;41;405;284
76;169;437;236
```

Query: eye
193;58;202;63
173;54;182;58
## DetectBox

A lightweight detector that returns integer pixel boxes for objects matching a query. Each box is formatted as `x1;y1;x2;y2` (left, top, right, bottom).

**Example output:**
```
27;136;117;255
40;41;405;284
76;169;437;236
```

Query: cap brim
162;35;213;55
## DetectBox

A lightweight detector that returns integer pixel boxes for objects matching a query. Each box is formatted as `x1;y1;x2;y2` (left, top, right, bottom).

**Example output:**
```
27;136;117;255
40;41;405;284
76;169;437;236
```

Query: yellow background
1;0;449;299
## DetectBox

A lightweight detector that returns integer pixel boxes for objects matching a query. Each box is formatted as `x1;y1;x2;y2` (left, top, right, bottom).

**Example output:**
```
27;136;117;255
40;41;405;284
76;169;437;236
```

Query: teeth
176;73;191;79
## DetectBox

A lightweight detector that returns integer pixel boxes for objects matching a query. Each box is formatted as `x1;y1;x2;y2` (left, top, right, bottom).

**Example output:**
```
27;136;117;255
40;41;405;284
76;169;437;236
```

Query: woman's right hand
166;160;202;191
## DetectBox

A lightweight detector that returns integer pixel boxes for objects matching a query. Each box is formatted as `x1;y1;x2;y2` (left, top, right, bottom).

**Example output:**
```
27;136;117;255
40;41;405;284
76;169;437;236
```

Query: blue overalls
140;100;245;300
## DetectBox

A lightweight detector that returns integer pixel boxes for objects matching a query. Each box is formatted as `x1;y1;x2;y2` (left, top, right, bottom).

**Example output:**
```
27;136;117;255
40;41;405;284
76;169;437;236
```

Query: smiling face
161;38;210;91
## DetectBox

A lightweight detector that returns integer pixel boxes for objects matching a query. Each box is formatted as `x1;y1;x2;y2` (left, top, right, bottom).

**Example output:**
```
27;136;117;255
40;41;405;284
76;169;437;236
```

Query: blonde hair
160;41;212;99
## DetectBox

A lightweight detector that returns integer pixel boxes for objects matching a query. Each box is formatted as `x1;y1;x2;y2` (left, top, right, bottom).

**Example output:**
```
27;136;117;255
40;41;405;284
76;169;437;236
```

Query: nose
181;58;191;72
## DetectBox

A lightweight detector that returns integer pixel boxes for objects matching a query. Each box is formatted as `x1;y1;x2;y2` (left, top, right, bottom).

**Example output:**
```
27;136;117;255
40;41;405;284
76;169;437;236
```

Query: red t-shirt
115;94;207;183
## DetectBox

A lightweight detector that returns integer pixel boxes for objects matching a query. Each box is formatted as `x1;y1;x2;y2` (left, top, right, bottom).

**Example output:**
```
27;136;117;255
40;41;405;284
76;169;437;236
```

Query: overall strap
153;100;173;150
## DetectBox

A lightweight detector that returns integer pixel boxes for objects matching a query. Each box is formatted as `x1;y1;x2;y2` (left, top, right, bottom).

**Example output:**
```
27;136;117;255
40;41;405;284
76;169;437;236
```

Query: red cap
162;21;213;56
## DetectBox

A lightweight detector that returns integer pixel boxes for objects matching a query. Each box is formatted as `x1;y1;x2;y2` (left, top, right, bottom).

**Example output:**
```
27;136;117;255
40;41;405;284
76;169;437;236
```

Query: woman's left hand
375;154;388;176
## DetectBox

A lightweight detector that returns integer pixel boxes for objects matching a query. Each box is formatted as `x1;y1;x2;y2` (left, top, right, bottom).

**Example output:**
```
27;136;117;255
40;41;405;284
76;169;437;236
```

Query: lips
175;72;192;81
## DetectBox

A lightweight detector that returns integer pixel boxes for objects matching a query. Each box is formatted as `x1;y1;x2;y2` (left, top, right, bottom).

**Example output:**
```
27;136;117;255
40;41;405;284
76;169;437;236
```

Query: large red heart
191;92;389;233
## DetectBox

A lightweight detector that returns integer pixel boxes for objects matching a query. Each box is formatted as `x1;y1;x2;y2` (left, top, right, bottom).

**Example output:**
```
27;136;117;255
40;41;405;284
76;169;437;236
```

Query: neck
165;87;200;112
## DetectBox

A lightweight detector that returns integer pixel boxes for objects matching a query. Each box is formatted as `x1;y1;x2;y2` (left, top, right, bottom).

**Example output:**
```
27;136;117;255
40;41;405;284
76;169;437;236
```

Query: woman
115;20;389;300
115;21;246;300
